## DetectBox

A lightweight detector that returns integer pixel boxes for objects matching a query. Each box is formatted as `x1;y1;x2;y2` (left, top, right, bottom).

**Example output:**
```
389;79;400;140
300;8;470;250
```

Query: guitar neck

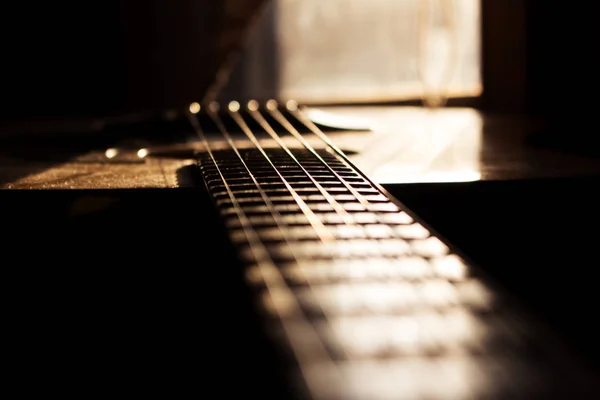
191;101;597;400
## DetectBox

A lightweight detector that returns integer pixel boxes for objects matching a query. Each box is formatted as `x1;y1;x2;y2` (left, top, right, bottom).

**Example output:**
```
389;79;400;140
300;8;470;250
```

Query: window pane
221;0;481;104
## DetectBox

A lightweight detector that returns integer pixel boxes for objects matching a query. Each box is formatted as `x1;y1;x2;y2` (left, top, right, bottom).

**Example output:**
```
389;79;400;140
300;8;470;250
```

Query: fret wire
247;108;356;226
288;106;362;173
187;110;274;261
213;115;301;250
227;109;321;246
186;108;339;397
271;105;407;231
208;107;334;242
228;106;348;339
287;105;397;201
267;105;371;207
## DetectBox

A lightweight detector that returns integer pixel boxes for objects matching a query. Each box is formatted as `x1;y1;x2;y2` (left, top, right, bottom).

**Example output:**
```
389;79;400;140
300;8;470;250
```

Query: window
221;0;481;105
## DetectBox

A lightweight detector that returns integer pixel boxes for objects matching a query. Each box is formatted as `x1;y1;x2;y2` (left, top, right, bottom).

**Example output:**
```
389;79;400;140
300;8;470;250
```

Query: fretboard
190;101;597;400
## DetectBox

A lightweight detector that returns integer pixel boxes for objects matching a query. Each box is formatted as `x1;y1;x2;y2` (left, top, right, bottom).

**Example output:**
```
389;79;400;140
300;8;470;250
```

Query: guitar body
3;102;600;399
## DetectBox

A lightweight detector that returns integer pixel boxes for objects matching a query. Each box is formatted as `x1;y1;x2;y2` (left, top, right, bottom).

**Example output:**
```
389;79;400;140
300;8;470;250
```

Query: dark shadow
1;186;292;398
384;176;600;371
510;0;600;159
526;126;600;159
176;163;204;188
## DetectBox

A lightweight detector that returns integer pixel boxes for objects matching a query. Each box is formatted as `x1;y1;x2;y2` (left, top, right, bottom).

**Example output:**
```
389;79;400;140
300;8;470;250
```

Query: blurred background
1;0;599;157
1;0;482;118
219;0;480;105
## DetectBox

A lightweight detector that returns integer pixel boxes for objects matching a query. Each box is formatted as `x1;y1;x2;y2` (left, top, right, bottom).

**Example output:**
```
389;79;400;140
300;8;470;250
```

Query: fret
189;101;595;400
212;187;353;201
292;280;491;316
394;222;431;239
225;215;277;229
267;105;372;208
279;257;434;284
190;103;338;398
217;194;368;206
346;212;378;224
247;108;356;226
254;257;460;289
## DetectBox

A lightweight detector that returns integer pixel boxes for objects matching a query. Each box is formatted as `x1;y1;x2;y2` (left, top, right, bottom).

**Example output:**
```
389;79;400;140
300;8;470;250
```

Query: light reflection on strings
223;101;334;241
226;101;349;359
187;101;343;398
267;101;419;242
247;101;355;225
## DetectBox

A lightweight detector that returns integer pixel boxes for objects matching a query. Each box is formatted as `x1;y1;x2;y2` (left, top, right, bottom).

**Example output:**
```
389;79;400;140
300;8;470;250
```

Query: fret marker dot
105;148;118;159
137;148;149;158
189;102;201;114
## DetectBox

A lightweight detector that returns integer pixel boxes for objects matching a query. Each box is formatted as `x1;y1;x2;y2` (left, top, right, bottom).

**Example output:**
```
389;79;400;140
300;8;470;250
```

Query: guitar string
193;101;526;397
284;100;600;395
282;104;600;394
287;101;382;188
224;102;317;252
187;104;341;398
276;103;577;391
208;102;333;242
190;103;599;398
204;103;345;394
268;101;371;207
246;101;356;226
278;103;589;393
227;102;349;345
281;102;408;229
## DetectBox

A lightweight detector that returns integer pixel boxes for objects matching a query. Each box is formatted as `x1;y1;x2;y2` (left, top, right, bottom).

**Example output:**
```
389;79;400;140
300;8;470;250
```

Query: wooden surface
2;106;600;189
318;106;600;182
